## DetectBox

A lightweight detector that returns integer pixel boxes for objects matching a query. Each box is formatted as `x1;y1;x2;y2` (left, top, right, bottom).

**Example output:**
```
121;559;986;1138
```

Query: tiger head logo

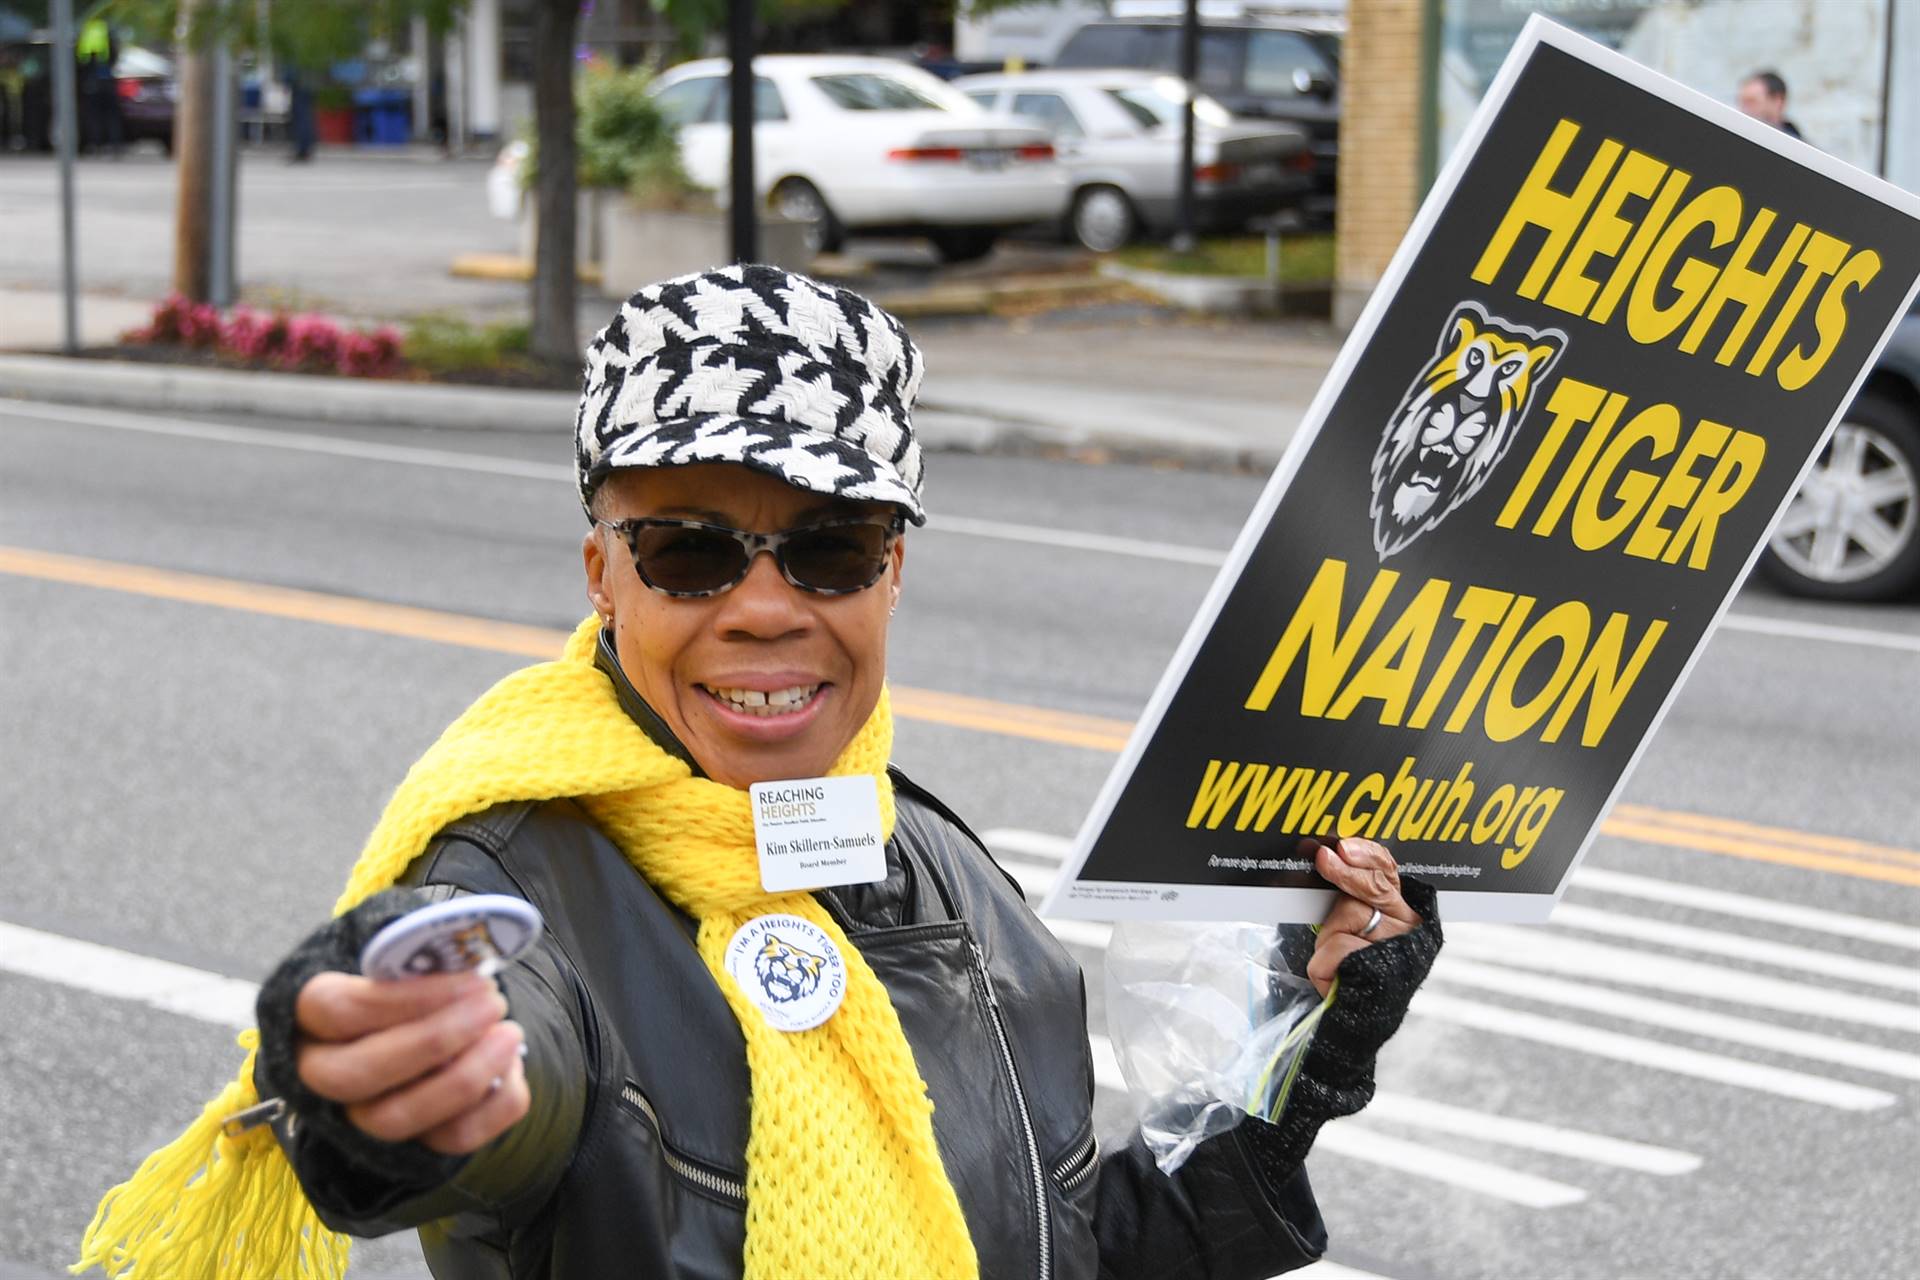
1369;302;1565;558
753;934;827;1005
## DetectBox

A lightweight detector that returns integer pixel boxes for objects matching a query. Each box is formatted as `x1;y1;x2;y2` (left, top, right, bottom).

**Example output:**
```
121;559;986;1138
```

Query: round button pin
723;913;848;1032
358;895;545;982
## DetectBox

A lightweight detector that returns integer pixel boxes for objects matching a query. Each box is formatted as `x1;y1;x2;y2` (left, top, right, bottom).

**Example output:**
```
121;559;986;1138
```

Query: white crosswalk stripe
978;825;1920;1214
1542;902;1920;992
1445;925;1920;1033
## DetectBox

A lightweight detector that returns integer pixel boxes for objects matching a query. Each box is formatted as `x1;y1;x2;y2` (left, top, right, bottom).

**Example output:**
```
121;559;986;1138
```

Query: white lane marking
1094;1033;1697;1175
1087;1034;1587;1207
1357;1091;1700;1175
1312;1123;1587;1209
0;400;573;481
1714;611;1920;655
1548;902;1920;993
1447;926;1920;1034
1047;919;1115;952
11;400;1920;657
1432;957;1920;1081
927;514;1228;567
0;921;255;1029
1410;990;1897;1111
984;828;1074;862
999;858;1058;899
1571;866;1920;951
1292;1263;1400;1280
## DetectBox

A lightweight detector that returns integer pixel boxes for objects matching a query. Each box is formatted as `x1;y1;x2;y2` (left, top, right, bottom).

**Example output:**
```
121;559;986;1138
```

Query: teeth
706;685;820;716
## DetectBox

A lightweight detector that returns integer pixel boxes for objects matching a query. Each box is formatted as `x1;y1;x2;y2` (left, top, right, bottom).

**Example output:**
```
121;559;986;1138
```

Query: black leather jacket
258;774;1330;1279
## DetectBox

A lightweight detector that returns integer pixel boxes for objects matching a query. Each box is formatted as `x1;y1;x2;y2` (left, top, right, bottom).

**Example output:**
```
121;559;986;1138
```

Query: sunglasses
599;514;905;598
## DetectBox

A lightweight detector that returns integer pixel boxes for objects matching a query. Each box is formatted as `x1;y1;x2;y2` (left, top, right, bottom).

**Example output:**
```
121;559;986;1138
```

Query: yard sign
1043;16;1920;923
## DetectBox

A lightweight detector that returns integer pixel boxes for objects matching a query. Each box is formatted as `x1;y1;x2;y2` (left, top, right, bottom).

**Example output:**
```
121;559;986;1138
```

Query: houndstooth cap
575;264;927;524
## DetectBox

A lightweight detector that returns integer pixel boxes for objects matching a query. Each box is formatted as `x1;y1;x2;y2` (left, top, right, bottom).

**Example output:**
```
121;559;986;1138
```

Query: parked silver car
954;69;1313;252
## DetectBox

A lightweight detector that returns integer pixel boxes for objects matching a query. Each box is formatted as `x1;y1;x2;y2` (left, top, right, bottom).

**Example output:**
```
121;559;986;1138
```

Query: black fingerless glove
252;888;471;1188
1239;877;1443;1185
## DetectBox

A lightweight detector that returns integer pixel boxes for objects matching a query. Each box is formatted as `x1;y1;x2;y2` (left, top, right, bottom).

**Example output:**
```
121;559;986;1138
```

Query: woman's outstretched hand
1301;837;1424;997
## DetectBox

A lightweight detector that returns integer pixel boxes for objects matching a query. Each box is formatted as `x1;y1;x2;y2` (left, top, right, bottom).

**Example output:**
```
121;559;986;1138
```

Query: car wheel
1069;185;1135;253
771;178;843;254
1759;392;1920;600
929;228;998;264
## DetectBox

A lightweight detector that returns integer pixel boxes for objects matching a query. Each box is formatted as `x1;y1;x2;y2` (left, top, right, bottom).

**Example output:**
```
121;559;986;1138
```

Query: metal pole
1174;0;1198;254
210;44;235;307
727;0;757;264
52;0;79;353
1878;0;1897;177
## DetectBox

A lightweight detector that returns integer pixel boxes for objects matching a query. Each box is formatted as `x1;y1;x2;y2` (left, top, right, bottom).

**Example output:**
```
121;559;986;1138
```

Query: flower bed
122;296;405;379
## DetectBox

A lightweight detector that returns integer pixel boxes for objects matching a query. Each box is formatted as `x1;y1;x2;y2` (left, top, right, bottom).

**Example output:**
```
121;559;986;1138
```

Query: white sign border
1042;14;1920;924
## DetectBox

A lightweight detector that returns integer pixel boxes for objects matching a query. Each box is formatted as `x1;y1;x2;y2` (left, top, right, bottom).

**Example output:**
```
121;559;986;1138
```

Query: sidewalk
0;290;1344;470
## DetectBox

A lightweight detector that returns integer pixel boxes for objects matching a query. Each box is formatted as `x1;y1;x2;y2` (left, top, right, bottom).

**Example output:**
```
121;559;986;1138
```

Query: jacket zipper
619;1082;748;1206
1052;1130;1098;1193
969;939;1051;1280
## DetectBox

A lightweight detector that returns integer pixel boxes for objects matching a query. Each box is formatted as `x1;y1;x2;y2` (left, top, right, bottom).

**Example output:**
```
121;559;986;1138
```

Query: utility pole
209;43;236;307
1173;0;1199;254
728;0;757;264
173;0;214;300
51;0;78;352
528;0;579;361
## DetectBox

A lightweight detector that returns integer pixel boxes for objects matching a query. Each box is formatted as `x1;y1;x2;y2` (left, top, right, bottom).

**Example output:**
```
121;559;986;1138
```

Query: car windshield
812;73;948;112
1105;83;1233;130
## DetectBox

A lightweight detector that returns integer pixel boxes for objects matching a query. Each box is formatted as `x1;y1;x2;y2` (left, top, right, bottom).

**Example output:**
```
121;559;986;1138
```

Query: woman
79;265;1440;1280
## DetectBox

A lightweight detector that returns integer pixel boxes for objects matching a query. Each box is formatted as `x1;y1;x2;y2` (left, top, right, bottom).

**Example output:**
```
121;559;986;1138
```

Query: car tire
1759;391;1920;601
1069;184;1136;253
770;178;844;254
929;228;999;264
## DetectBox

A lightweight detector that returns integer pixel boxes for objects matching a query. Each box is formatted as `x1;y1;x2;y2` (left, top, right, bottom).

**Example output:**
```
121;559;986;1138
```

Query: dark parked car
0;36;172;152
1052;17;1339;224
1760;300;1920;600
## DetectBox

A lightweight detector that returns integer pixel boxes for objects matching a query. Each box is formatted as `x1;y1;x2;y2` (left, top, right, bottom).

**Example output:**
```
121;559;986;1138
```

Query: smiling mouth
701;684;824;717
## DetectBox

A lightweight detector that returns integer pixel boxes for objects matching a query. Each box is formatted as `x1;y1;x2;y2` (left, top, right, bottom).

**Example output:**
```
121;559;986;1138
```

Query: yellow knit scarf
76;617;980;1280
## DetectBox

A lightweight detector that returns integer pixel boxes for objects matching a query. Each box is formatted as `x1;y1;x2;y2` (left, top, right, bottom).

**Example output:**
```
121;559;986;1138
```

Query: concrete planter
599;202;813;296
519;188;610;266
1097;260;1329;318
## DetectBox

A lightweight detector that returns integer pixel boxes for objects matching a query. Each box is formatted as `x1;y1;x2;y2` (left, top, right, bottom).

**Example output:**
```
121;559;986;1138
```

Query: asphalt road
2;397;1917;1280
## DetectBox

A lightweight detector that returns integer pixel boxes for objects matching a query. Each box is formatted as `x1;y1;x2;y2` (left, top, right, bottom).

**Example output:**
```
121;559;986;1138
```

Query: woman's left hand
1301;837;1423;996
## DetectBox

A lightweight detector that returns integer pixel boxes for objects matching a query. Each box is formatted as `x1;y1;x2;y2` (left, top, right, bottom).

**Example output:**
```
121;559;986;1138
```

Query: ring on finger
1359;907;1384;938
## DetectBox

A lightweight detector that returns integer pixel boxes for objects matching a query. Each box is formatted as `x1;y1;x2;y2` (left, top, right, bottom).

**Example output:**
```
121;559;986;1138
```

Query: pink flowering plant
122;295;405;379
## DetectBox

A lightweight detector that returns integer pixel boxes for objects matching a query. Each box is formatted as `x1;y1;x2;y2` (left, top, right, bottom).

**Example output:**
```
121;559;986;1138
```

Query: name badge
750;775;887;893
724;913;847;1032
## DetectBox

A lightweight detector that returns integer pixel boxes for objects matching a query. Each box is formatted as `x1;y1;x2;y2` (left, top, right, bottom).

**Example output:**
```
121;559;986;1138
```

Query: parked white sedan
650;55;1067;262
954;69;1314;252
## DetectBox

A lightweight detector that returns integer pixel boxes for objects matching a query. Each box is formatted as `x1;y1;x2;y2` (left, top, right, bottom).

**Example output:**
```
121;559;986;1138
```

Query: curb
0;352;1275;472
0;354;573;432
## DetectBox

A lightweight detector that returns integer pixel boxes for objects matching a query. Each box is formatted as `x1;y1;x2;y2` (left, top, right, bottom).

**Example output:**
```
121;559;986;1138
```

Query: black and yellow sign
1044;19;1920;924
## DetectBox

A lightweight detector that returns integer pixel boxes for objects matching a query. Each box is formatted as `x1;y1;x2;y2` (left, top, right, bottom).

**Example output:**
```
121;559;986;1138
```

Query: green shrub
403;314;530;374
520;64;706;207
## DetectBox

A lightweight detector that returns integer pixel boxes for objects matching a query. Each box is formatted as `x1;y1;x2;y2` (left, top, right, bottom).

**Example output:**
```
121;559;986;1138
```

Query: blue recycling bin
353;88;410;146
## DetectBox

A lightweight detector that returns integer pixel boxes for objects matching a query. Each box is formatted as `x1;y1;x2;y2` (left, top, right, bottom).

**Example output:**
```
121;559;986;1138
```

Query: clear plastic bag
1103;921;1329;1175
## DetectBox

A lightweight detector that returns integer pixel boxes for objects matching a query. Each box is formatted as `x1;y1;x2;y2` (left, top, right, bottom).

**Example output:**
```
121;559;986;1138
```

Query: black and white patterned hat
575;264;927;524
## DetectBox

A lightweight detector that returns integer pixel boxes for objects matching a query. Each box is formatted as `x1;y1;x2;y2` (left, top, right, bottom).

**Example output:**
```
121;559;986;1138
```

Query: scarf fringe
72;1032;351;1279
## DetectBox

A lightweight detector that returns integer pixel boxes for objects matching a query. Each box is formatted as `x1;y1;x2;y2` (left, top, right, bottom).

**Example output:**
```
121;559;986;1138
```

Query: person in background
1737;70;1803;140
286;65;315;163
74;15;121;156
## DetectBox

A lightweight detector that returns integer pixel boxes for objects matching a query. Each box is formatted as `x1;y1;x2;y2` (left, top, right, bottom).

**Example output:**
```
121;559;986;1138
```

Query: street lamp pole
728;0;757;264
51;0;79;353
1174;0;1199;254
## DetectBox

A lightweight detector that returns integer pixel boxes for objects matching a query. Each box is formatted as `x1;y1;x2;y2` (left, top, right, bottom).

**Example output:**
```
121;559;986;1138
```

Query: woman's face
583;464;905;790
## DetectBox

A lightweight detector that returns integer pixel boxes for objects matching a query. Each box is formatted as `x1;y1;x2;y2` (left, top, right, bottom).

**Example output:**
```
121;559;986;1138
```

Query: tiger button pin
723;913;848;1032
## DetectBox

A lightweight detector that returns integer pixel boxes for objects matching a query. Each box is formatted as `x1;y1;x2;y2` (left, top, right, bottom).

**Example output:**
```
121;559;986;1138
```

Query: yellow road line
5;543;1915;887
1601;819;1920;888
1611;801;1920;868
0;545;565;658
